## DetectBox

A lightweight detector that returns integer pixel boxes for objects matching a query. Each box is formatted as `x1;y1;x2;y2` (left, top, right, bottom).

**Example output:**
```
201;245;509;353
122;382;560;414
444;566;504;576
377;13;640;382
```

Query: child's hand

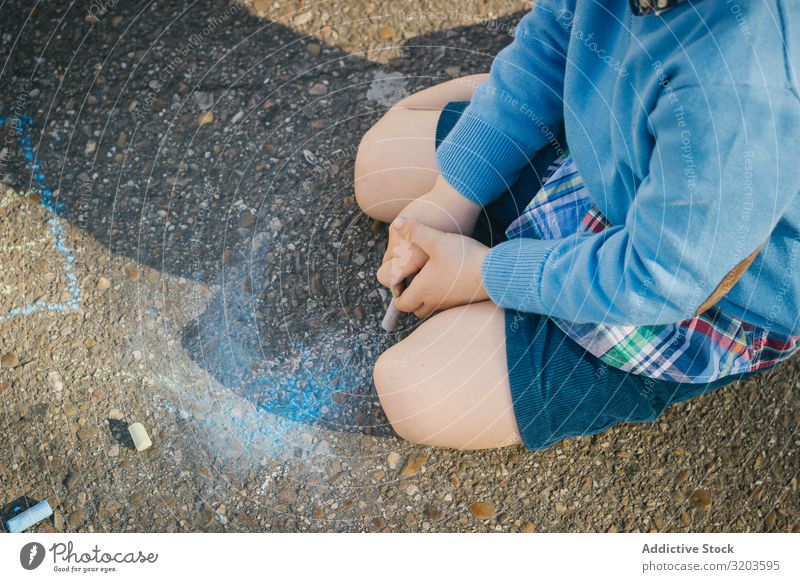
382;216;428;292
377;216;490;318
380;175;481;281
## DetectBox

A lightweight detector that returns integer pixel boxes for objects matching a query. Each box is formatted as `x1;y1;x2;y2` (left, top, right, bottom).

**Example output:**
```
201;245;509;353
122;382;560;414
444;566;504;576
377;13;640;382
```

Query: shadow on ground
0;1;522;435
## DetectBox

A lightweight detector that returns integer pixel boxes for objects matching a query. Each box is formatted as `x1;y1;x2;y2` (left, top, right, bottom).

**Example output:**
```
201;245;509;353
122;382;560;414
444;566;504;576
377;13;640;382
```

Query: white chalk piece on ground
128;422;152;451
5;500;53;533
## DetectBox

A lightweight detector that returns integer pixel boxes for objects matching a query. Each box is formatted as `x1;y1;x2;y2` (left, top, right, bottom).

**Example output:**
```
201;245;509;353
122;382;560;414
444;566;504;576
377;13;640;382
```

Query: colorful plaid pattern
505;153;800;382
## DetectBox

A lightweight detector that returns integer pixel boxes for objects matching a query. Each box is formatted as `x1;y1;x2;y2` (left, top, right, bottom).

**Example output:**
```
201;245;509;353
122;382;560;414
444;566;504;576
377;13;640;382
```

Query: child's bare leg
361;74;514;449
374;301;522;450
354;74;488;223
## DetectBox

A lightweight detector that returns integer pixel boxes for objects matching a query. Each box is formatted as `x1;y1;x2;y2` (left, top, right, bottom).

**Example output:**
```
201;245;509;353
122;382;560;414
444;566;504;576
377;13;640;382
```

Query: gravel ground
0;0;798;533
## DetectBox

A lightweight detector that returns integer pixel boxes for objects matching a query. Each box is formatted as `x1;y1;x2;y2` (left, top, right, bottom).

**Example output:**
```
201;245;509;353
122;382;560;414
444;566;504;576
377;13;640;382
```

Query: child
354;0;800;450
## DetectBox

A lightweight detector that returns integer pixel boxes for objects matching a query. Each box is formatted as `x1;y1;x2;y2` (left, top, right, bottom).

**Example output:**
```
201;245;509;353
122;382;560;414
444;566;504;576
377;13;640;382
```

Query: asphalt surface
0;0;798;532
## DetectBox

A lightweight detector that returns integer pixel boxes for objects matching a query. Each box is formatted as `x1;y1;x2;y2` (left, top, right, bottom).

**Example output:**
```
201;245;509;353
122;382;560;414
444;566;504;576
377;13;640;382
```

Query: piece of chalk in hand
381;298;402;332
382;279;410;332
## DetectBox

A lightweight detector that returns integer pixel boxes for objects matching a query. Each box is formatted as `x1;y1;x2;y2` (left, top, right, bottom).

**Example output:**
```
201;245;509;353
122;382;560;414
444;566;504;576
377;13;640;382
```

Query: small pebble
400;453;427;478
378;26;397;40
689;489;712;510
311;274;326;295
467;502;496;520
293;10;312;25
64;470;81;491
193;91;213;110
1;352;19;368
424;505;444;521
387;451;401;470
77;427;98;441
239;213;255;228
674;468;690;484
197;507;215;528
67;509;86;529
53;511;65;530
198;111;215;126
331;391;348;404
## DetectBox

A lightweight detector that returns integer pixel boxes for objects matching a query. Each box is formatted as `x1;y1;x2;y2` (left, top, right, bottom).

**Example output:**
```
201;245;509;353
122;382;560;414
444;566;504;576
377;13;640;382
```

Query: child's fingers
394;240;428;270
376;262;393;288
392;216;443;252
414;303;435;319
394;291;424;314
377;251;427;289
394;278;426;313
382;236;427;267
377;255;423;289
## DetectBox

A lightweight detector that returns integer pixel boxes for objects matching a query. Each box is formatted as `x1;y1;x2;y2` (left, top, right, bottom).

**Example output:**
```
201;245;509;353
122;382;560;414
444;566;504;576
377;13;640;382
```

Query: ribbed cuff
481;238;556;313
435;111;533;207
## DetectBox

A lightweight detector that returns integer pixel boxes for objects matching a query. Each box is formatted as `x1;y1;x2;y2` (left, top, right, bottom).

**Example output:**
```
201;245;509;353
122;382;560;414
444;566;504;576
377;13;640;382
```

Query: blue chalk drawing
0;113;81;321
250;340;345;423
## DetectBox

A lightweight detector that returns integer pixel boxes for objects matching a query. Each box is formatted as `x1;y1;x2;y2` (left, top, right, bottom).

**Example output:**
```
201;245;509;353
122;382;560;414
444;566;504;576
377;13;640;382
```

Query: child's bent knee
354;120;393;218
372;345;407;405
373;346;425;443
354;140;378;215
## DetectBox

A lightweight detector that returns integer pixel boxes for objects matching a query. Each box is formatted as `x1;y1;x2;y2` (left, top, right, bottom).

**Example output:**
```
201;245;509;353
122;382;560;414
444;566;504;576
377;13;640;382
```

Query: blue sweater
436;0;800;334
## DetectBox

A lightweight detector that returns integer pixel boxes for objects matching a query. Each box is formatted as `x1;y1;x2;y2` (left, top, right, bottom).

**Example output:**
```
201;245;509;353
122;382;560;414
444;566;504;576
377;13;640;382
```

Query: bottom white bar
0;533;797;581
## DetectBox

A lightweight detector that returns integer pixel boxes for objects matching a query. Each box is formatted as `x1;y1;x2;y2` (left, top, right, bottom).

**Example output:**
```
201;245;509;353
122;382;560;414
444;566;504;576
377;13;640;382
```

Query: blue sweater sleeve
435;0;573;206
482;84;800;325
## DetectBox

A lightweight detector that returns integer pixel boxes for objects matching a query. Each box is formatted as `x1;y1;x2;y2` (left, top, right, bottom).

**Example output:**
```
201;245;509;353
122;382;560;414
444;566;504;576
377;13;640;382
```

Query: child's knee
354;111;396;214
353;134;378;214
373;344;424;443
